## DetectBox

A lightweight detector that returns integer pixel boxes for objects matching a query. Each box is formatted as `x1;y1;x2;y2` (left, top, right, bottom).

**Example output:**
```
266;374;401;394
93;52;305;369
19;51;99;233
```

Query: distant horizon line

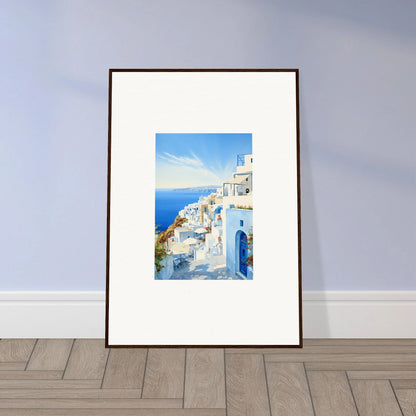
156;185;220;190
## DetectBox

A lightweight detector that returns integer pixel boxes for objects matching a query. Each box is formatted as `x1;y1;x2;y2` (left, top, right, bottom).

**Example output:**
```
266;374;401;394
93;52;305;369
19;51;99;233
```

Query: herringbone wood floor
0;339;415;415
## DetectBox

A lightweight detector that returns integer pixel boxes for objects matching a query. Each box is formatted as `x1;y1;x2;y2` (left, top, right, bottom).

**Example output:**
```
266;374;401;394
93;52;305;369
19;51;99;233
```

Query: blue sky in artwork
156;133;252;188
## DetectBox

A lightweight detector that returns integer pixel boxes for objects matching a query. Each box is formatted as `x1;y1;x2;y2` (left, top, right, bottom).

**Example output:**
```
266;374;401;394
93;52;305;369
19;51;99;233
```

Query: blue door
239;232;248;277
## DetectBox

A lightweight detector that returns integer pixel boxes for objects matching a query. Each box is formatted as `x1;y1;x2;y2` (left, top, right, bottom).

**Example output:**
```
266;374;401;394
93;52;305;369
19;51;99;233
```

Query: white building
179;202;200;225
221;154;253;262
174;227;196;243
222;154;253;206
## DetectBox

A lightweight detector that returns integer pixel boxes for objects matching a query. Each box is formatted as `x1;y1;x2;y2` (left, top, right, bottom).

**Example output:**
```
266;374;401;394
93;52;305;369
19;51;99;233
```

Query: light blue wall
225;209;253;279
0;0;414;290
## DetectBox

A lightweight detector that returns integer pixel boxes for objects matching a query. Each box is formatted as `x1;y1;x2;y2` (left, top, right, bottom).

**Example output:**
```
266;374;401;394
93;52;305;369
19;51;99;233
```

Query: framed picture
106;69;302;347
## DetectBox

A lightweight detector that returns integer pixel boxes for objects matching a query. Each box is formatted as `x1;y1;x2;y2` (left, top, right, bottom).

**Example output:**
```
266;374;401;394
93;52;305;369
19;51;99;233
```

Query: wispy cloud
157;151;222;182
158;152;204;168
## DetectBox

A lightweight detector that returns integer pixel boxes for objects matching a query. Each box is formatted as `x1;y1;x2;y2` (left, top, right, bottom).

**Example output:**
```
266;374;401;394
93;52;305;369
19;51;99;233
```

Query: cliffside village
156;154;253;280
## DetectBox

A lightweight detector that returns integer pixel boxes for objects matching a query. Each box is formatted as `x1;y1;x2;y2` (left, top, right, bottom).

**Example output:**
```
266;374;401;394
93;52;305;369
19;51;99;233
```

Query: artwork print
155;133;253;280
107;69;301;347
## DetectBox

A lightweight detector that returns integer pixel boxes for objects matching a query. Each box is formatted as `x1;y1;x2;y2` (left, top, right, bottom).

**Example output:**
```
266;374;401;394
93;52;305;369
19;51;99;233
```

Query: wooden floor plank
0;409;226;416
306;362;416;371
0;398;182;409
0;379;102;389
0;370;62;379
184;348;225;408
350;380;402;416
266;353;416;362
348;370;416;379
391;379;416;389
0;339;36;362
266;362;314;416
64;340;108;380
0;389;141;399
102;348;147;389
27;339;73;371
0;362;26;370
142;348;185;399
228;345;416;354
226;354;270;416
307;371;358;416
394;389;416;416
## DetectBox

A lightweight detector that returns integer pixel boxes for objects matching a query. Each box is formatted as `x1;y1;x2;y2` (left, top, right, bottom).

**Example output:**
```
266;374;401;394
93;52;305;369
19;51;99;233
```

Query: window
251;158;253;163
240;220;244;227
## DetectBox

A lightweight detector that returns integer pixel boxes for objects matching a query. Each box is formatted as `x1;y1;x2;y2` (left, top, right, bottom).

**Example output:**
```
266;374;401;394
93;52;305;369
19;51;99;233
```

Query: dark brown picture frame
105;69;302;348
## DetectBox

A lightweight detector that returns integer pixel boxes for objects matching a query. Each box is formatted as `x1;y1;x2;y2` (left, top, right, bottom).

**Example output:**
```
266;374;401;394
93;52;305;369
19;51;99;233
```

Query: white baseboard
1;291;415;339
302;291;416;338
0;292;105;339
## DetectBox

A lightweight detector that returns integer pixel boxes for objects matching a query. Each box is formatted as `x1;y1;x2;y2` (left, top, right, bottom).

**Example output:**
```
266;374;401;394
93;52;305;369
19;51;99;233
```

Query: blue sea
155;190;212;231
